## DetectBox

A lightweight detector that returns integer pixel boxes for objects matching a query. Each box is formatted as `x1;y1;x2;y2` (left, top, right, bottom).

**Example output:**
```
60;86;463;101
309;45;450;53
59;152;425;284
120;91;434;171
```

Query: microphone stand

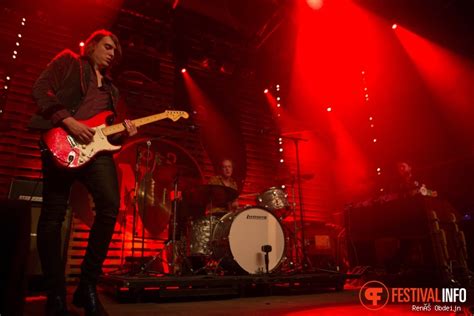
282;134;310;271
130;143;141;270
140;140;152;266
170;170;180;274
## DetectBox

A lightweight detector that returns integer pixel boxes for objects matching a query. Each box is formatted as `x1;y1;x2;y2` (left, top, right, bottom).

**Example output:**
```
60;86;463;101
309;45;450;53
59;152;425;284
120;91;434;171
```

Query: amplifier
8;179;43;203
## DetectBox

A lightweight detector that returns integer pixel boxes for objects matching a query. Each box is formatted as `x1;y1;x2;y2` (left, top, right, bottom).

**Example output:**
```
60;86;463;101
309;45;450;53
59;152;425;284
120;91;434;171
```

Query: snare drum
257;187;289;218
212;207;285;274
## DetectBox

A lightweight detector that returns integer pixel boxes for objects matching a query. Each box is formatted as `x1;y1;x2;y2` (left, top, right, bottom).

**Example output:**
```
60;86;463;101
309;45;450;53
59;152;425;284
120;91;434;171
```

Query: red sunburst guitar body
42;110;189;169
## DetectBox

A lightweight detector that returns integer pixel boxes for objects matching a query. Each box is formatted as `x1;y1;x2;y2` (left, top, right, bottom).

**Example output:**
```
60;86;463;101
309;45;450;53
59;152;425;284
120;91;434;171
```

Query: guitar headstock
165;110;189;121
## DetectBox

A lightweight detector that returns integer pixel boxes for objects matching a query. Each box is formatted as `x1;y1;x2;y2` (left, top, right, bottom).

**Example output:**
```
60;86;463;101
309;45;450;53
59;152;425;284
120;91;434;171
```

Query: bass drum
212;207;285;274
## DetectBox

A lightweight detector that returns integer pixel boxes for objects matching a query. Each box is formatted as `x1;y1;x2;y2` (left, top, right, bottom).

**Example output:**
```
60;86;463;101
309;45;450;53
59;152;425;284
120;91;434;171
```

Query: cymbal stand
141;169;185;275
139;148;183;276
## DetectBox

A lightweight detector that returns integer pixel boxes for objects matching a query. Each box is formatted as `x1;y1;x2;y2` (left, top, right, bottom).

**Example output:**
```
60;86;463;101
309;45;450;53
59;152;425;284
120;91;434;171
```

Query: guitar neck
102;113;170;136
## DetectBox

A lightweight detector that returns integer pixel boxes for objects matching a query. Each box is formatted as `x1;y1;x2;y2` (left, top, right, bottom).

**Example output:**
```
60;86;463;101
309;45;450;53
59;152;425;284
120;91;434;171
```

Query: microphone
261;245;272;274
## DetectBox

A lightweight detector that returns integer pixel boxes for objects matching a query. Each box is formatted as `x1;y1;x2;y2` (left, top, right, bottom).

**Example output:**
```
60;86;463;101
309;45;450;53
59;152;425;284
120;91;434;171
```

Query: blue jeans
38;151;119;295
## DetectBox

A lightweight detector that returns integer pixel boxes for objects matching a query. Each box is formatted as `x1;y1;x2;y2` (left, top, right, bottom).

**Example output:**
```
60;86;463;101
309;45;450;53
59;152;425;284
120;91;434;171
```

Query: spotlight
326;107;332;112
373;138;377;143
277;103;281;108
181;68;186;73
264;89;268;94
79;41;84;47
392;24;397;30
306;0;323;10
280;159;284;163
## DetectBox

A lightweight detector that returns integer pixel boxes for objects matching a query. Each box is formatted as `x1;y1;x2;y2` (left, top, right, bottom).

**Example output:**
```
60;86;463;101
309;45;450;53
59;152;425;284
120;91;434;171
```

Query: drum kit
133;180;314;275
132;180;302;276
122;140;312;276
181;184;288;275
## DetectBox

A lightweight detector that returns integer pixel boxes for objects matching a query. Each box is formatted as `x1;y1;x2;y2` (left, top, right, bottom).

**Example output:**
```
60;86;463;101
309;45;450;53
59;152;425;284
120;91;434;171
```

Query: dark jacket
29;49;119;130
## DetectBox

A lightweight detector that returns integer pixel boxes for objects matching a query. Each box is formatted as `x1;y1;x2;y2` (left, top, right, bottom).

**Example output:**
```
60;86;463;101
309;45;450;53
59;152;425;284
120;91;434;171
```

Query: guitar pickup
66;135;78;147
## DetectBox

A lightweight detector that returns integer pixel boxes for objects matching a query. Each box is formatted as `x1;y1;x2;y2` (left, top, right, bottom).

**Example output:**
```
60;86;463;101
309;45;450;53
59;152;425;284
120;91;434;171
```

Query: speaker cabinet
7;179;72;289
27;204;72;279
0;199;31;316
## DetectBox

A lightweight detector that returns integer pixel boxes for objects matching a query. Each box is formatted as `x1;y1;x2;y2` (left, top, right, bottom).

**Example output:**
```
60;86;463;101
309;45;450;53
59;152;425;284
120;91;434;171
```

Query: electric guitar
42;110;189;168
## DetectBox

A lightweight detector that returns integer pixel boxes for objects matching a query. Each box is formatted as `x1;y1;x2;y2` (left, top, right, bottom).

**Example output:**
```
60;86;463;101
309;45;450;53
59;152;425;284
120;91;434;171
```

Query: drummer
208;159;239;214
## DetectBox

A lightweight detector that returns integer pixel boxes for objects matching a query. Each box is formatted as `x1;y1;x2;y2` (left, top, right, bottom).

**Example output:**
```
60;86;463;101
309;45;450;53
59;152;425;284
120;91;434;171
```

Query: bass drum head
227;207;285;274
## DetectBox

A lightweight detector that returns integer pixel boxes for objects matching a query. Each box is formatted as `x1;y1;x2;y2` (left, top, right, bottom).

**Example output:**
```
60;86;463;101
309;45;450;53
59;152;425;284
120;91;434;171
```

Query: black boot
45;294;69;316
72;284;108;316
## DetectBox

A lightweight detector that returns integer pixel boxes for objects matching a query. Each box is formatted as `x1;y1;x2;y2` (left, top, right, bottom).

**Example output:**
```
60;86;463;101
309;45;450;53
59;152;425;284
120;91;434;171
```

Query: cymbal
186;184;238;207
276;173;314;183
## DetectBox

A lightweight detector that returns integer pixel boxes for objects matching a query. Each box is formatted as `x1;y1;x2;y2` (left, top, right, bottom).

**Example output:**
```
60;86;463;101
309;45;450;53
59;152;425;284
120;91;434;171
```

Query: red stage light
181;68;186;73
306;0;323;10
264;89;269;94
392;23;398;30
79;41;84;47
326;107;332;112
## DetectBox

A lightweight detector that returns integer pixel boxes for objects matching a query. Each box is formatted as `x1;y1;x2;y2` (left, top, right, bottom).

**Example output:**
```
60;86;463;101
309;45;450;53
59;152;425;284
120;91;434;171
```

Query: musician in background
29;29;137;316
208;158;239;213
396;161;437;198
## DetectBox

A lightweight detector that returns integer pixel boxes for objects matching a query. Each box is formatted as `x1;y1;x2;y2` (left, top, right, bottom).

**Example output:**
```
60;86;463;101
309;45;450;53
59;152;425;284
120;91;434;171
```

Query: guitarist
29;30;137;316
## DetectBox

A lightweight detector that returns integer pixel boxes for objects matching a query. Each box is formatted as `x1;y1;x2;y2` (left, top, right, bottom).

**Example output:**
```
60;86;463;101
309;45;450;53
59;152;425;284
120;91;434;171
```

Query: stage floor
25;286;470;315
21;271;474;315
